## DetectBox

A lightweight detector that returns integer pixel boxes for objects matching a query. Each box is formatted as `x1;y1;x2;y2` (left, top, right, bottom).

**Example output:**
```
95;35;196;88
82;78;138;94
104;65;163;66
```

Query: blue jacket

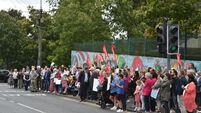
176;77;187;95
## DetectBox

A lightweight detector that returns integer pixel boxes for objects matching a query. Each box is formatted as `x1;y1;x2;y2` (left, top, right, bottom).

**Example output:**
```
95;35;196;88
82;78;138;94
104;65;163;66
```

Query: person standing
176;71;188;113
182;74;197;113
110;72;119;111
170;69;181;113
30;68;38;92
44;68;51;93
36;66;42;91
141;72;152;112
13;69;18;88
158;73;171;113
18;70;24;89
116;74;124;112
24;72;30;91
78;63;90;102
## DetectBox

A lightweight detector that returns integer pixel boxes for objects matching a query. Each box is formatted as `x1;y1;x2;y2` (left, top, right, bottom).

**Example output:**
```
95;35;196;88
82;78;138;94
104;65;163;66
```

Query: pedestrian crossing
1;93;46;97
0;90;46;97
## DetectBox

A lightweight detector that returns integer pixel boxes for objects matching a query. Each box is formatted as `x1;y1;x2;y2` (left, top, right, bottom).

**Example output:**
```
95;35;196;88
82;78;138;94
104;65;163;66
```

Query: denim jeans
44;80;50;91
144;95;150;112
122;92;128;111
173;94;181;113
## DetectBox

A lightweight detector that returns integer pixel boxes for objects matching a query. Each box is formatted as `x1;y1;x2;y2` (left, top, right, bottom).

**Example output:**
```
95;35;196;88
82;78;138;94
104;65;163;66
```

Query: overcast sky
0;0;50;17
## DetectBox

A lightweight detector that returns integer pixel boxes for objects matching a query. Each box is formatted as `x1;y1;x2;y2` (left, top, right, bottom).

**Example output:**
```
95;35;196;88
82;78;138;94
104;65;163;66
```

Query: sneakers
117;109;123;112
110;106;117;110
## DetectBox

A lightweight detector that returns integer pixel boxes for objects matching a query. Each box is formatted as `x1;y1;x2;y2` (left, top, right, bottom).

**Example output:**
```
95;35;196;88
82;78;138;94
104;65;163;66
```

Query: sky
0;0;50;17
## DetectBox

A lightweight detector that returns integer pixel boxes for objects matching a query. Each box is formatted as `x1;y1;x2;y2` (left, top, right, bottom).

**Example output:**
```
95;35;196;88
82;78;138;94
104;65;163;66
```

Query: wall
71;51;201;73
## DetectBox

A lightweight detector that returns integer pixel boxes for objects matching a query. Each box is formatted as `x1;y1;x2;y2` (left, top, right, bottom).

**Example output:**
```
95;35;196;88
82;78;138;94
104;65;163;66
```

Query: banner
103;44;110;62
111;45;116;62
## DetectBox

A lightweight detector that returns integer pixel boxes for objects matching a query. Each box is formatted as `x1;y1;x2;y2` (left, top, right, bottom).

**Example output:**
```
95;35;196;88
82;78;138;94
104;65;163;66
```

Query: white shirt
13;72;18;79
84;71;88;83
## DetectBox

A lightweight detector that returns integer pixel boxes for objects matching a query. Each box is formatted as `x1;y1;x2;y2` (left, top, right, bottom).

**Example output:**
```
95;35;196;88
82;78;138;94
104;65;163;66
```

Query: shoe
117;109;123;112
47;91;50;93
110;106;117;110
134;107;137;112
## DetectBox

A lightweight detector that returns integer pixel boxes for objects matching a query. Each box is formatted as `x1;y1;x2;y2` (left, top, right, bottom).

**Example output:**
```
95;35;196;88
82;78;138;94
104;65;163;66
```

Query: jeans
24;81;30;91
150;97;156;111
144;95;150;112
122;92;128;111
173;94;181;113
44;80;50;91
14;79;18;88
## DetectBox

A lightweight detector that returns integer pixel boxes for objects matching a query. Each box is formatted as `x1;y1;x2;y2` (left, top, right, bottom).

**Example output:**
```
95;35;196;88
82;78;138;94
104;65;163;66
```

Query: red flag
177;54;181;65
111;45;116;62
99;53;105;62
103;44;110;61
95;55;98;64
106;62;110;74
136;56;139;67
87;55;92;68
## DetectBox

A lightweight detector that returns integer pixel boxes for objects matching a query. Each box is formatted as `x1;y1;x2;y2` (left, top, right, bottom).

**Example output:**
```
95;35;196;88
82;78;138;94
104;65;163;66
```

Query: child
134;80;142;111
116;74;124;112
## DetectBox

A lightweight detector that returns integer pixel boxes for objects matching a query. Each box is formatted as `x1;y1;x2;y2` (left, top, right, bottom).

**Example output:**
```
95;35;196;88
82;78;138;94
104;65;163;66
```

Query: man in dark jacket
170;69;181;113
44;68;51;92
78;63;90;102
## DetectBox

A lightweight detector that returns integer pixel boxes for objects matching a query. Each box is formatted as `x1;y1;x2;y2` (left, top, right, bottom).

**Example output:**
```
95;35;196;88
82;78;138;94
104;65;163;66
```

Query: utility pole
37;0;42;66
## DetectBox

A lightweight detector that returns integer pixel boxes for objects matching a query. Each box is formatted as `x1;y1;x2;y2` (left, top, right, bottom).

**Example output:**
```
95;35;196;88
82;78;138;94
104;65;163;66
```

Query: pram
97;78;112;109
67;76;78;96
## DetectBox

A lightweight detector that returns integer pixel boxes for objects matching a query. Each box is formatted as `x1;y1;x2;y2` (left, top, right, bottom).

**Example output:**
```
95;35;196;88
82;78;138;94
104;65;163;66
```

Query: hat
89;67;95;71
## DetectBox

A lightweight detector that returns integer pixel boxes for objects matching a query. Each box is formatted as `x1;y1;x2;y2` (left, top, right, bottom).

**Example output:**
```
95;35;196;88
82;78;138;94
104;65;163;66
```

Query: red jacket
143;78;152;96
183;82;197;112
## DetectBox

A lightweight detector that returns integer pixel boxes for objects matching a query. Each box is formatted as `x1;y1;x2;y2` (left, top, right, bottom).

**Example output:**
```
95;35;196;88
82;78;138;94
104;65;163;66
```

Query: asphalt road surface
0;83;117;113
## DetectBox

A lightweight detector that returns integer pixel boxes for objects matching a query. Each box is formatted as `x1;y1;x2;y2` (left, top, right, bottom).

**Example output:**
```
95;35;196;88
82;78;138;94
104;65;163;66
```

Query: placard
151;88;160;99
92;78;99;92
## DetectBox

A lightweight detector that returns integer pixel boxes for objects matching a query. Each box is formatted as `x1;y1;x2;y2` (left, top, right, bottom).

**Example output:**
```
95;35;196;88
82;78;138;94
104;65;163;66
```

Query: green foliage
102;0;201;38
48;0;111;66
0;11;25;69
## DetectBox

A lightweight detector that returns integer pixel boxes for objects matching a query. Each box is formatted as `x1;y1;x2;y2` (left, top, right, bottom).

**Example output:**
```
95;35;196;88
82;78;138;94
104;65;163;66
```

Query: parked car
0;70;9;83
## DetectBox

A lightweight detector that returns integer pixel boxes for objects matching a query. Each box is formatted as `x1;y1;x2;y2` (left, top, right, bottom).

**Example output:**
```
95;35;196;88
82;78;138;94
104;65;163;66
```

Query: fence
73;33;201;61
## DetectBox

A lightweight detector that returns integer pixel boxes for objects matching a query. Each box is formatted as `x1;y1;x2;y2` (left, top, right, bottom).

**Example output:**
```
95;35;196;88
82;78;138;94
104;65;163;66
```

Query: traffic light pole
164;18;171;72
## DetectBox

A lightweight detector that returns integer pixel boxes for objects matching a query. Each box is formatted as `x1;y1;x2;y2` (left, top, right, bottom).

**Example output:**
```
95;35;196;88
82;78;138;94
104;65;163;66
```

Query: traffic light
157;24;166;54
167;24;179;54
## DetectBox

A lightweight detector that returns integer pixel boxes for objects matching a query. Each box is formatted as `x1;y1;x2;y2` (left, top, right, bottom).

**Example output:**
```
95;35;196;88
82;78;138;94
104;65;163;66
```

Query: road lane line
17;103;46;113
61;97;99;107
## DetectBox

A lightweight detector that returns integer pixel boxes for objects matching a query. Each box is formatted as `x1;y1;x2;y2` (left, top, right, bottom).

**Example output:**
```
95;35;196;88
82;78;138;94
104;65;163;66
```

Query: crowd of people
7;63;201;113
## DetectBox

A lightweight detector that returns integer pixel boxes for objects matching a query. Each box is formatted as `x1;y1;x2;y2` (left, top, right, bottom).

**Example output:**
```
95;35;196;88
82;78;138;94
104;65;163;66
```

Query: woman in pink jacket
182;74;197;113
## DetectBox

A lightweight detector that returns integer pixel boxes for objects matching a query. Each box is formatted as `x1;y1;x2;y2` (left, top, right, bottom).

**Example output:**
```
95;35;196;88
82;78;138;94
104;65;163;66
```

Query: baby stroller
67;76;78;96
97;78;112;109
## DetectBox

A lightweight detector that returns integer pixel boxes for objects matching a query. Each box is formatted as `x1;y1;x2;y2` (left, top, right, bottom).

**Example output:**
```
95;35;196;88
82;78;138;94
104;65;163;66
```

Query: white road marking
0;91;26;93
0;97;6;100
17;103;46;113
9;100;15;103
61;97;99;107
1;93;46;97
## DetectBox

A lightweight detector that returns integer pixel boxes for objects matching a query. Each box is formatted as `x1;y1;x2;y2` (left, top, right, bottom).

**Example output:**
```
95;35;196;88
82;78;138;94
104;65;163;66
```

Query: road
0;83;116;113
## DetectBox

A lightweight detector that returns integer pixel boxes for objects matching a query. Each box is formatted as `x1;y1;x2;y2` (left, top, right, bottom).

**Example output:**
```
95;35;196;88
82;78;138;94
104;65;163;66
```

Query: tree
101;0;201;39
0;11;25;69
48;0;112;66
